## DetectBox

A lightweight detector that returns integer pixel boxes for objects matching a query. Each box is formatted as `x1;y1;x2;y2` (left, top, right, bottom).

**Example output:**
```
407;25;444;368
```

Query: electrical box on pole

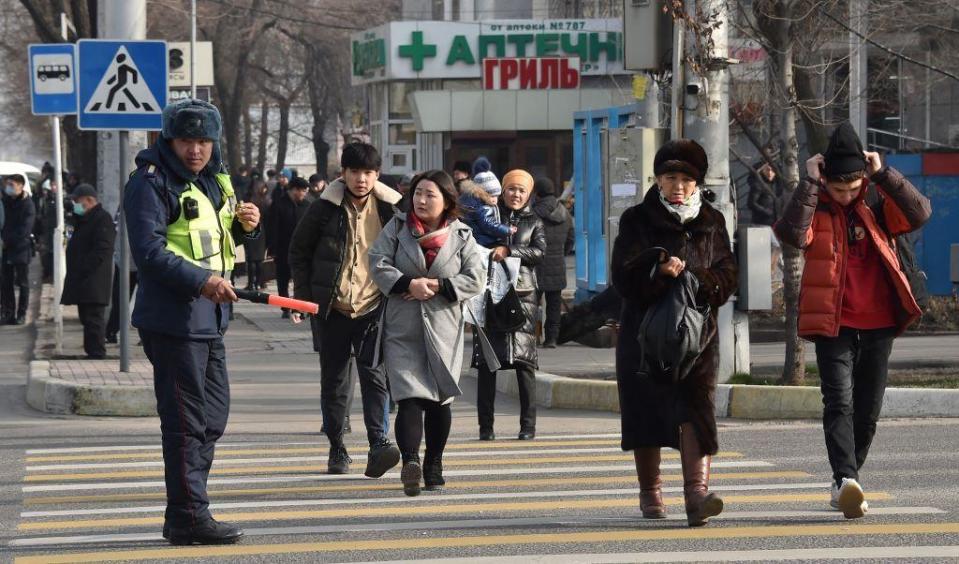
623;0;673;71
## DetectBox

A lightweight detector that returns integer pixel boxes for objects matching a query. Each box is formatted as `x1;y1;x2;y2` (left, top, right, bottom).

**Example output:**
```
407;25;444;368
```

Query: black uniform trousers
1;262;29;320
77;304;107;358
141;330;230;529
815;326;895;487
318;308;390;447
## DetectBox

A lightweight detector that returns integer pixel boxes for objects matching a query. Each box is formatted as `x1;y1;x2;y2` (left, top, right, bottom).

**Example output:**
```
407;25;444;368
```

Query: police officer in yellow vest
124;99;260;545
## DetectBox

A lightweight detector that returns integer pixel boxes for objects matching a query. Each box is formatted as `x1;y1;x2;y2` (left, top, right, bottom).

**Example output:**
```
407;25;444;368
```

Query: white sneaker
836;478;868;519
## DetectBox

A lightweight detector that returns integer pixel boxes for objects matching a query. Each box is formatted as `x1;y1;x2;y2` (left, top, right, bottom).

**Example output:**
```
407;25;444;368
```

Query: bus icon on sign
37;64;70;81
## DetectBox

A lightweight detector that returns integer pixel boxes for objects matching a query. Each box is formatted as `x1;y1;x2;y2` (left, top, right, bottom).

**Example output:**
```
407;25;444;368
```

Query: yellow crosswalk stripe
24;440;636;463
17;492;891;531
21;471;811;506
14;521;959;563
23;453;748;482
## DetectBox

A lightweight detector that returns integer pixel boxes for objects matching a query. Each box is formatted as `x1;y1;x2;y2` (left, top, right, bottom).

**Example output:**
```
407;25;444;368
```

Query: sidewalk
25;281;959;418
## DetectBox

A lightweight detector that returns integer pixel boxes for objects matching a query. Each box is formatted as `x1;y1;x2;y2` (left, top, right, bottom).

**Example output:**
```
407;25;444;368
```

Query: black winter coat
472;202;546;371
532;195;573;292
2;193;36;265
62;204;116;305
243;197;269;262
288;179;400;322
267;193;311;266
610;187;737;455
747;174;781;226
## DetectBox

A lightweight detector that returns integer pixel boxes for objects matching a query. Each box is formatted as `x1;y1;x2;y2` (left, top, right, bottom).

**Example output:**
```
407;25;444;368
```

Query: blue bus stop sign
28;43;78;115
77;39;167;130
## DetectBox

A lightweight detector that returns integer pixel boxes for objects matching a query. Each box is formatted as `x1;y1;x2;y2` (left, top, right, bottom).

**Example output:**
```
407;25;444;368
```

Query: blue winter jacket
458;180;510;248
123;140;258;339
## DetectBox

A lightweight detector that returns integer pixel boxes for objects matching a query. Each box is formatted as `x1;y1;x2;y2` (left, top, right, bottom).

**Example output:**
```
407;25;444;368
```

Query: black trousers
141;330;230;529
246;260;263;289
542;290;562;342
1;262;29;319
318;309;390;447
77;304;107;358
275;260;291;299
106;267;138;338
395;398;452;463
815;326;895;486
476;365;536;432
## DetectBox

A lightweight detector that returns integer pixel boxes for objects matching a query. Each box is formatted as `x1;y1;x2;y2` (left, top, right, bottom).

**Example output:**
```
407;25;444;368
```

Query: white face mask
4;185;16;197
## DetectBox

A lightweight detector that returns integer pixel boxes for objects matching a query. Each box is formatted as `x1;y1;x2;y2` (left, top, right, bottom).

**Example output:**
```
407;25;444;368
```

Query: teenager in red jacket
775;122;931;519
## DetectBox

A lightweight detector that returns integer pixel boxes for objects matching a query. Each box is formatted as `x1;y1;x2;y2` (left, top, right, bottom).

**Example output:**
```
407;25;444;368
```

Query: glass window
389;82;418;119
389;123;418;145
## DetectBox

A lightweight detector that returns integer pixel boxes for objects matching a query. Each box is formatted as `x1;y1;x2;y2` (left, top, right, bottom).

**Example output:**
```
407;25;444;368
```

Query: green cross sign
398;31;437;72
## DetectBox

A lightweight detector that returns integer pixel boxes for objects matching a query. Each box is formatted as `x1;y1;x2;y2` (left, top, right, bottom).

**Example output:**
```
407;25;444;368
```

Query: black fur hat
161;99;222;141
654;139;708;184
823;121;866;178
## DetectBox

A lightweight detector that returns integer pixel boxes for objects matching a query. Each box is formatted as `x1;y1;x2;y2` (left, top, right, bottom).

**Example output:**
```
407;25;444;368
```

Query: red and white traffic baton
234;289;319;315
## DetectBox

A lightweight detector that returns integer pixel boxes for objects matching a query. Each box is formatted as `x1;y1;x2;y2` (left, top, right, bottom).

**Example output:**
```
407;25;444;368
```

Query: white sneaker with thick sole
836;478;868;519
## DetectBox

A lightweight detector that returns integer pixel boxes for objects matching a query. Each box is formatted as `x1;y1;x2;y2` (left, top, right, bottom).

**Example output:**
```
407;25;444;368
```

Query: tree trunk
312;120;330;179
275;101;290;171
243;104;253;167
256;100;269;173
778;17;806;386
794;66;830;155
305;46;330;178
62;116;97;184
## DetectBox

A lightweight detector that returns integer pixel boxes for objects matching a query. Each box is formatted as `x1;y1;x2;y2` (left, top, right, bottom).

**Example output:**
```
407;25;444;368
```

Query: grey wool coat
369;213;487;404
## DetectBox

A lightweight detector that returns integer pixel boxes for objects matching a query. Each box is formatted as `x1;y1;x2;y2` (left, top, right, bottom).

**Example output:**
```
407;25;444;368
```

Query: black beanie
654;139;708;184
534;177;555;197
823;122;866;178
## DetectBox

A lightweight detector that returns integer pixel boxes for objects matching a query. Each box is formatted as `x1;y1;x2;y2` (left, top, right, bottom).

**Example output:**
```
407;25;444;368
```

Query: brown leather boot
634;447;666;519
679;423;723;527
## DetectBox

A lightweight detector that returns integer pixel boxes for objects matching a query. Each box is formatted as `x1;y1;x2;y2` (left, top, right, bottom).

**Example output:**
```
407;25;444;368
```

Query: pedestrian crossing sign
77;39;167;131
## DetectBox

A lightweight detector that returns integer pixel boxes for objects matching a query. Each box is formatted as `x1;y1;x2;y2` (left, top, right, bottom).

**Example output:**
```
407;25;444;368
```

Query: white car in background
0;161;41;195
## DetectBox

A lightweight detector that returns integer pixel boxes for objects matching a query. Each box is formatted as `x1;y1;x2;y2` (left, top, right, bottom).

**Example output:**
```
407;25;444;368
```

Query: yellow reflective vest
165;172;237;275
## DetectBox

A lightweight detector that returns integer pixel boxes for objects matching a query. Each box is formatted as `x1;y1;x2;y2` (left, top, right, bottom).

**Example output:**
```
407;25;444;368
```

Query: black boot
401;453;422;497
423;457;445;491
365;438;401;478
327;443;352;475
167;518;244;546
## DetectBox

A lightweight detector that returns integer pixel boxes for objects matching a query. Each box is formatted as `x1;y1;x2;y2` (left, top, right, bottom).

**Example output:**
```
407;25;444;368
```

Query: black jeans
318;308;390;447
476;365;536;432
246;260;263;289
815;326;895;486
77;303;107;358
106;266;138;338
275;259;291;299
542;290;562;342
395;398;452;463
140;330;230;529
1;262;29;319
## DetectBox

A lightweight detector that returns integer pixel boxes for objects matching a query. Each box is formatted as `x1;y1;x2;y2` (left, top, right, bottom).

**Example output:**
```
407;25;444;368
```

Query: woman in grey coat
370;170;486;497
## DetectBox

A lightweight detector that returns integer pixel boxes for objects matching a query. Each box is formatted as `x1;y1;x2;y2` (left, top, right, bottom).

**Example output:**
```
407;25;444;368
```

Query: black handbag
484;261;527;333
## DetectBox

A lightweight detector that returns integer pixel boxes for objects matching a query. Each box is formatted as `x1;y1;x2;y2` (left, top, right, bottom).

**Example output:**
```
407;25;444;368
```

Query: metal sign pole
190;0;197;98
51;116;65;354
118;130;130;373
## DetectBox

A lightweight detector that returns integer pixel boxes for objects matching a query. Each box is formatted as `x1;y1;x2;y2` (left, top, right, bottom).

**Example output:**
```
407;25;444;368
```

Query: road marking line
8;509;947;548
20;481;837;518
21;461;774;492
23;453;750;482
28;448;733;471
335;546;959;563
23;471;809;505
13;522;958;562
17;492;892;531
24;440;628;462
22;433;624;455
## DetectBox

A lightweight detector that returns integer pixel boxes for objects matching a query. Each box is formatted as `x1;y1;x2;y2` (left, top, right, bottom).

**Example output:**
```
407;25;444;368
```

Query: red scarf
409;213;451;269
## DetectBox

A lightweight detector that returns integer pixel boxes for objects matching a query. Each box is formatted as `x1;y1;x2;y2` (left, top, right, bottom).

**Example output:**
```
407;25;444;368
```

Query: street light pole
191;0;197;98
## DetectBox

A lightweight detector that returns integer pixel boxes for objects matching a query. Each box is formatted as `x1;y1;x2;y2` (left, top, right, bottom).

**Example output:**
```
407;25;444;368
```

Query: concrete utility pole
680;0;748;381
98;0;147;372
849;0;868;140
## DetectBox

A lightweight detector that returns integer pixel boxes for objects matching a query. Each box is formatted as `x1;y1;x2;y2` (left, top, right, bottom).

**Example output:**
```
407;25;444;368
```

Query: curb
27;360;156;417
467;370;959;419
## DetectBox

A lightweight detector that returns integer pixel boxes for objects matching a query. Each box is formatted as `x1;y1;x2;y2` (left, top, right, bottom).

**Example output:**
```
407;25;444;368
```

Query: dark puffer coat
2;193;36;265
532;195;573;292
611;187;737;455
61;204;116;305
472;201;546;370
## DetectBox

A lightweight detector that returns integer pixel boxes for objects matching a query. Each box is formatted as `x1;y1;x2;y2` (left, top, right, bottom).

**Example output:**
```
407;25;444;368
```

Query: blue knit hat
473;171;501;197
161;99;222;141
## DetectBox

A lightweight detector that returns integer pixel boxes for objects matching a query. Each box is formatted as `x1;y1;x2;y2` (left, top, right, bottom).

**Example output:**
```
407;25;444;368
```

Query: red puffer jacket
774;166;931;338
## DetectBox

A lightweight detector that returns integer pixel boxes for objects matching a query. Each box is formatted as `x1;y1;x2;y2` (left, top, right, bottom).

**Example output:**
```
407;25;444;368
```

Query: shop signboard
482;57;581;90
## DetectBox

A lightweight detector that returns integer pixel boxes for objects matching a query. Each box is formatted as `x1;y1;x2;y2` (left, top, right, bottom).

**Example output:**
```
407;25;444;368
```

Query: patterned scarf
408;212;451;269
659;187;703;224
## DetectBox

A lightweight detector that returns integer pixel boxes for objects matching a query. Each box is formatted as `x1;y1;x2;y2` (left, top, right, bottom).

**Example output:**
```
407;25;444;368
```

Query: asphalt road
1;304;958;563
